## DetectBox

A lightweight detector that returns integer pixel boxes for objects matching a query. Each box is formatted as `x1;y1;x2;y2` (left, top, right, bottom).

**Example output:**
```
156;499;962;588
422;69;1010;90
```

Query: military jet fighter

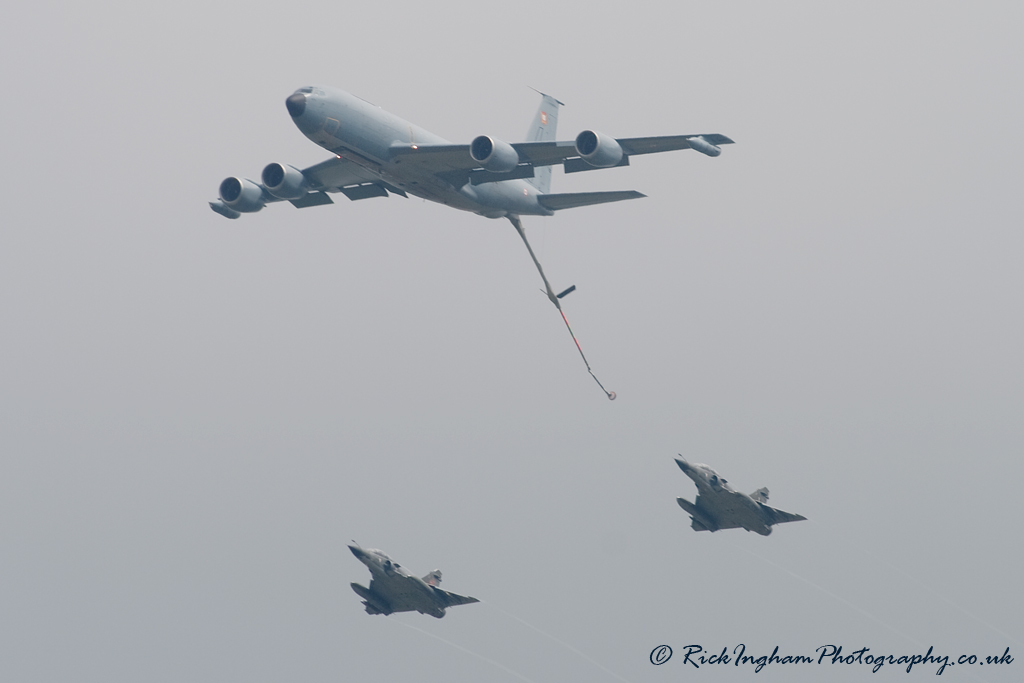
674;457;806;536
348;545;479;618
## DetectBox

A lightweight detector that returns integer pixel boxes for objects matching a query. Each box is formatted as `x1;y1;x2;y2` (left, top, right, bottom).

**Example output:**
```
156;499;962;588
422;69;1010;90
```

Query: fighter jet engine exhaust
218;177;265;213
574;130;623;168
470;135;520;173
261;162;306;200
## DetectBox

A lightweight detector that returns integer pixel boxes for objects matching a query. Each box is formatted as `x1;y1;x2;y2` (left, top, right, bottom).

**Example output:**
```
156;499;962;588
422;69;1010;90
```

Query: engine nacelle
469;135;519;173
218;177;265;213
261;162;306;200
687;136;721;157
574;129;623;168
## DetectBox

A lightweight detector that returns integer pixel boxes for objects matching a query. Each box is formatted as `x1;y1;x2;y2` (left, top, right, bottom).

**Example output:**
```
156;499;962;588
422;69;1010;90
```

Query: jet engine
261;162;306;200
574;130;623;168
470;135;519;173
218;177;265;213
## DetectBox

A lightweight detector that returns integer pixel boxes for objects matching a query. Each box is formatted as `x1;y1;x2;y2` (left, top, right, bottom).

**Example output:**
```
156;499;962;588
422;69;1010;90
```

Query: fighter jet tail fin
422;570;442;586
524;90;563;194
750;487;769;503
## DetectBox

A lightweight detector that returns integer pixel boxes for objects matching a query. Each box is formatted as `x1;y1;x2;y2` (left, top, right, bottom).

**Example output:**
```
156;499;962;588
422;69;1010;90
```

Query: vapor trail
726;533;992;683
725;537;925;648
809;520;1021;649
484;600;634;683
385;616;539;683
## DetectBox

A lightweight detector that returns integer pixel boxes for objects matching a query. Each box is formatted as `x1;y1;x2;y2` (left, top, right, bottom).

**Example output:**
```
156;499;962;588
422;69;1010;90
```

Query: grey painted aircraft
210;85;733;226
348;545;479;618
211;86;733;398
674;457;806;536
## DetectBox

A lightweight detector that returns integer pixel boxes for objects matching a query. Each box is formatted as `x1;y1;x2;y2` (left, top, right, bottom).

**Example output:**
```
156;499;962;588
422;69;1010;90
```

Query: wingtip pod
687;136;722;157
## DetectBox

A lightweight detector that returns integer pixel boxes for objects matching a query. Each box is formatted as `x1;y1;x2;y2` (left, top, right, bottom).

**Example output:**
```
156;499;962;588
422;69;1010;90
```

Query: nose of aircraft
348;545;367;560
285;92;306;118
675;458;691;472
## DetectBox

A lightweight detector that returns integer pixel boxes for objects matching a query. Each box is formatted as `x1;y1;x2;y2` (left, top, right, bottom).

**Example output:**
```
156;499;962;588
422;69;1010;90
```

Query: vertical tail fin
422;570;442;586
750;487;769;503
524;90;563;194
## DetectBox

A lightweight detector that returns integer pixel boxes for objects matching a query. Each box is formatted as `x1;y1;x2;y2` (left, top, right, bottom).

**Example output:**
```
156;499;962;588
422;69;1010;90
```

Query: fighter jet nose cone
286;92;306;118
348;545;363;558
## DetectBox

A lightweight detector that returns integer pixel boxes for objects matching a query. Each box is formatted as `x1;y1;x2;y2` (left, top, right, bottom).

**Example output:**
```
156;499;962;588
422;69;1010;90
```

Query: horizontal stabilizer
537;191;646;211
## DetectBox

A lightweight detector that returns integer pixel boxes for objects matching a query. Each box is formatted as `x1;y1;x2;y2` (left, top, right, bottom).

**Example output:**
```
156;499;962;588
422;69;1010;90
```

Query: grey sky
2;1;1022;681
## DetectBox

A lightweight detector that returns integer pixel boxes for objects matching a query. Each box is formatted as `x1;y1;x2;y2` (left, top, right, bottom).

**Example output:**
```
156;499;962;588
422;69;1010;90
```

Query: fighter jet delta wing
433;588;480;608
760;505;807;526
748;486;806;526
677;495;744;532
419;568;478;608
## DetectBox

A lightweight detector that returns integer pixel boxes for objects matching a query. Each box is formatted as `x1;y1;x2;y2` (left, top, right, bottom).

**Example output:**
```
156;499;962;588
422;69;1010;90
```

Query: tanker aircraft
674;457;806;536
348;545;479;618
211;87;734;398
210;85;732;223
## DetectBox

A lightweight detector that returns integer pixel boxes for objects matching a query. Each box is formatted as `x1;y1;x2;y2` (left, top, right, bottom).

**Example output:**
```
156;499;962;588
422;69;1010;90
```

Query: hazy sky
2;2;1022;681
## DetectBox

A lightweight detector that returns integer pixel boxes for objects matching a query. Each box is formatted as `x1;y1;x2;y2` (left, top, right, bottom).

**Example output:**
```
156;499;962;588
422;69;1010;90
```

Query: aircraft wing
387;144;477;172
513;134;734;167
432;587;480;608
617;134;735;156
363;574;421;614
691;491;744;531
761;505;807;526
301;156;395;191
386;133;734;180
